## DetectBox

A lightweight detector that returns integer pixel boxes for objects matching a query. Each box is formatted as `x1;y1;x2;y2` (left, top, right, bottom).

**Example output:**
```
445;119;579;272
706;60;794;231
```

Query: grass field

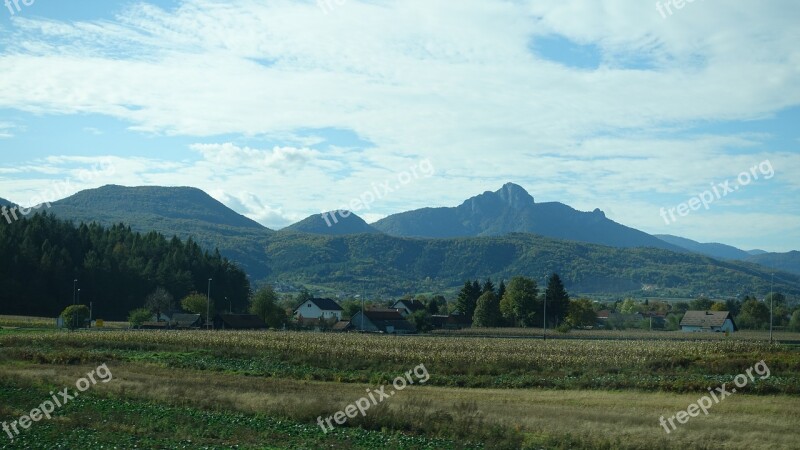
0;328;798;448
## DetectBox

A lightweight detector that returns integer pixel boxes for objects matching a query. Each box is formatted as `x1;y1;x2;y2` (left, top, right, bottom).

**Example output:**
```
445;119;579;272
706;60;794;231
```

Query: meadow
0;328;798;448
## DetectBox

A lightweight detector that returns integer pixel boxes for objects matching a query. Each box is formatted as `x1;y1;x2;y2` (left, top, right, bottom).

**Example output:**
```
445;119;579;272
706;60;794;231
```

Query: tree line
0;212;250;320
454;274;596;329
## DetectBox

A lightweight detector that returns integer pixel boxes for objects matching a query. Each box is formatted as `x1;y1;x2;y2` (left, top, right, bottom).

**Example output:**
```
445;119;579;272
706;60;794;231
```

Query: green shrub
60;305;90;330
128;308;152;329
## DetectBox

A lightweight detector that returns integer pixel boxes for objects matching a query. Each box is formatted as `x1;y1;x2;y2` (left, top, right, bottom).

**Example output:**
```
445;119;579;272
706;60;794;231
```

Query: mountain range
9;182;796;297
371;183;683;252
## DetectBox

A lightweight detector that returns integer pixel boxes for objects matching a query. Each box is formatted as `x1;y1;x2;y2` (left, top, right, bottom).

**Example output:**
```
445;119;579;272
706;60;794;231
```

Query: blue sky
0;0;798;252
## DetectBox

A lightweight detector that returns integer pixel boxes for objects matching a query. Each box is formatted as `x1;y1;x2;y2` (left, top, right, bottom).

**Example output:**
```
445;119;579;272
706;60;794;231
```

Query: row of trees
598;293;798;331
126;284;289;329
455;274;589;328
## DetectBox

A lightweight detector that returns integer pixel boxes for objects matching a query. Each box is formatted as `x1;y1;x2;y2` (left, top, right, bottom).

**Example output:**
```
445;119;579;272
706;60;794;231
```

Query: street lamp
543;274;548;342
769;273;774;345
207;278;213;330
75;288;81;329
73;279;78;305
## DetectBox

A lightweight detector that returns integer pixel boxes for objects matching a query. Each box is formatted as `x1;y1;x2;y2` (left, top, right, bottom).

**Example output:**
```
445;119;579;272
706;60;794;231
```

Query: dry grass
0;315;55;328
434;327;800;342
2;361;798;449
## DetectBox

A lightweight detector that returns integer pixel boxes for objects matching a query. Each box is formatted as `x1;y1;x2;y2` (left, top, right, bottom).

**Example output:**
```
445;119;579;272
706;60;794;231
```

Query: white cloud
0;0;798;249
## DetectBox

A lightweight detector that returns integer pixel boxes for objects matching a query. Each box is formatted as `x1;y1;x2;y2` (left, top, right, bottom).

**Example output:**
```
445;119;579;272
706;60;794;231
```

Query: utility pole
73;279;78;305
75;288;81;329
207;278;213;330
769;273;774;345
543;274;548;342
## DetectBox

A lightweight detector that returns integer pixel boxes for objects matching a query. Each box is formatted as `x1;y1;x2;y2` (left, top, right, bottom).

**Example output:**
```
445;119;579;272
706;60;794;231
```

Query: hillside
657;234;800;275
260;232;800;297
373;183;683;252
282;211;380;235
0;197;11;207
747;251;800;276
48;185;273;278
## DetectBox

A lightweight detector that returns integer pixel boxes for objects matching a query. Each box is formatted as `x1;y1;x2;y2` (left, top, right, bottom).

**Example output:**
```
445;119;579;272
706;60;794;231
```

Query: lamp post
207;278;213;330
72;279;78;305
769;273;774;345
75;288;81;329
543;274;548;342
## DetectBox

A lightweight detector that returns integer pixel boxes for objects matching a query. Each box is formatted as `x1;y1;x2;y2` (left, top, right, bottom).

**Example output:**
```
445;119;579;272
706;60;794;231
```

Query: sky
0;0;798;252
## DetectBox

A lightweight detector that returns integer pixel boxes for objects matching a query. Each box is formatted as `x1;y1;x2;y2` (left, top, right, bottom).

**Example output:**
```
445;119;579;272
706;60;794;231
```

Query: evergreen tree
482;277;495;295
456;280;482;320
545;273;570;326
497;280;506;303
0;212;251;320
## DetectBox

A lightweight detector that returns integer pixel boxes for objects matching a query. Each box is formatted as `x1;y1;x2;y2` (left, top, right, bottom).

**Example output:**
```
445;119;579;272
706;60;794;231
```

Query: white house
293;297;343;324
680;310;737;332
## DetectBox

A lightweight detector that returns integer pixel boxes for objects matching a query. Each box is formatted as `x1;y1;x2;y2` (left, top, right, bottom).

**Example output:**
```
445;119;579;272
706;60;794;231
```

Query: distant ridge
282;211;381;235
372;182;682;251
655;234;751;260
51;185;266;230
656;234;800;275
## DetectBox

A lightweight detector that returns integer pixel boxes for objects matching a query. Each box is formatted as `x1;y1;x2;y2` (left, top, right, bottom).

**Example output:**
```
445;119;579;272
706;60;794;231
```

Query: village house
293;297;343;325
680;310;737;332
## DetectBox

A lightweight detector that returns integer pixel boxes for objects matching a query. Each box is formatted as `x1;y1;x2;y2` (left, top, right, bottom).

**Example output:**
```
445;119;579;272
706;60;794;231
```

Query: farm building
390;299;426;317
171;313;202;329
349;309;416;334
680;311;737;332
213;314;268;330
293;297;343;325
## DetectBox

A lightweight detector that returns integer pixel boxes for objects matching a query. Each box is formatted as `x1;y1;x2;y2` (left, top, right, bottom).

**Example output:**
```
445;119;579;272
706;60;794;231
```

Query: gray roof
392;299;426;313
294;297;343;312
680;310;734;328
171;313;202;327
361;309;416;332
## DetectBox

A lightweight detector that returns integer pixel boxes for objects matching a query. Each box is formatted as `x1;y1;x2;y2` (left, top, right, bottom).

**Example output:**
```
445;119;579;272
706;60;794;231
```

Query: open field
0;329;798;448
433;327;800;342
0;316;55;329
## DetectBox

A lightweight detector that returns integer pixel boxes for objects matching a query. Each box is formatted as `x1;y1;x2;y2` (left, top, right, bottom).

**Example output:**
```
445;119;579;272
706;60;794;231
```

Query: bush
128;308;152;329
60;305;90;330
556;323;572;333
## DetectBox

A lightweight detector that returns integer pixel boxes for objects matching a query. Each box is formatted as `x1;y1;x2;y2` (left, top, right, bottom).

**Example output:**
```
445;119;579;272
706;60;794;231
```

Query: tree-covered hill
48;185;273;279
0;213;250;320
260;232;800;298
